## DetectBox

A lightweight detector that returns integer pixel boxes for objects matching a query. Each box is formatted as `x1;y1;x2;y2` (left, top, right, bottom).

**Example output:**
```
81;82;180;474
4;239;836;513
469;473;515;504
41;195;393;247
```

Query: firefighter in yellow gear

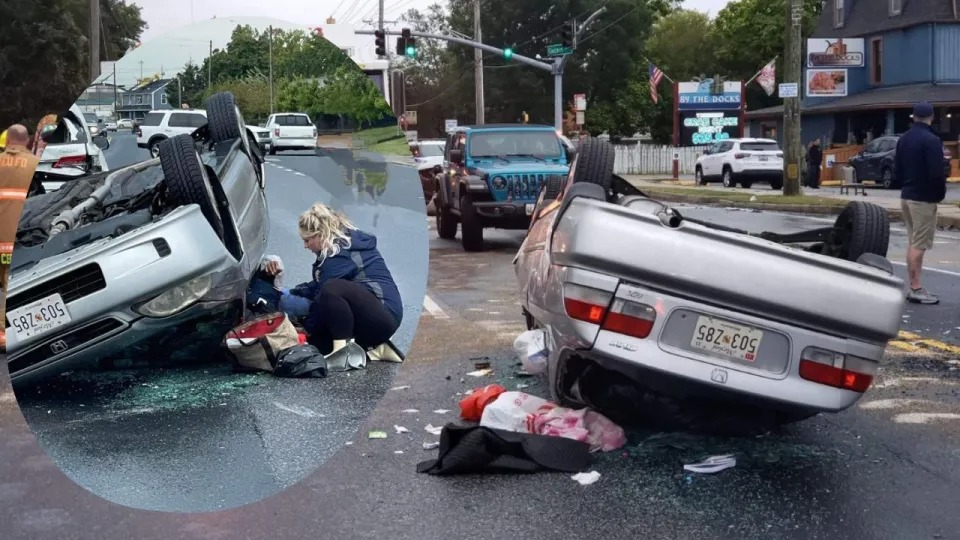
0;124;41;350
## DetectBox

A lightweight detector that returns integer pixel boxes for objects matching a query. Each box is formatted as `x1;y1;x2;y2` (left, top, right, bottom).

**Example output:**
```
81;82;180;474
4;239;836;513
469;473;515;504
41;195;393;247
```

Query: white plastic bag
513;329;548;374
479;391;553;433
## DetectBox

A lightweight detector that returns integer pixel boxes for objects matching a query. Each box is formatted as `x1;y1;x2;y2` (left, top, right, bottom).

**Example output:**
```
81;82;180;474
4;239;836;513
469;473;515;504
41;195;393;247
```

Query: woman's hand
264;260;282;275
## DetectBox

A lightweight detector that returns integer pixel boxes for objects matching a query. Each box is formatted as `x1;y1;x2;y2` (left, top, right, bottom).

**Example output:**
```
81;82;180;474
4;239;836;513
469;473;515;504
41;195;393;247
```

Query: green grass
645;187;850;207
353;126;410;156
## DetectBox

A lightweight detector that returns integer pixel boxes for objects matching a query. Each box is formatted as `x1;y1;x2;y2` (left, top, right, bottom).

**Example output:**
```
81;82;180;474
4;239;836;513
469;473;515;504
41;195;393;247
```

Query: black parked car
848;134;952;189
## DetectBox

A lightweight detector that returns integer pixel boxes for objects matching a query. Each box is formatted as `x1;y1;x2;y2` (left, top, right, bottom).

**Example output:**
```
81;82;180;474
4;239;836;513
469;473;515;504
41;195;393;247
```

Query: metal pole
269;25;275;114
90;0;101;81
782;0;803;195
553;70;562;131
474;0;484;124
208;40;213;89
178;77;182;107
112;63;118;117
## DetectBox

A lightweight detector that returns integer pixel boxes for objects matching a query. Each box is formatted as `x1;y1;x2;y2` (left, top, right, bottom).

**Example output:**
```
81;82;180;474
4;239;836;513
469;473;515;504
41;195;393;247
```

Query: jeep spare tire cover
158;134;226;240
572;137;614;192
204;91;244;144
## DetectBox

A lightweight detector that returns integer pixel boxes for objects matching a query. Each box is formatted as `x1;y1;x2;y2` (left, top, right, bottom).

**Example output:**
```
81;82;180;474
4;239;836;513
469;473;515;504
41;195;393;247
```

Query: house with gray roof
115;78;175;121
745;0;960;146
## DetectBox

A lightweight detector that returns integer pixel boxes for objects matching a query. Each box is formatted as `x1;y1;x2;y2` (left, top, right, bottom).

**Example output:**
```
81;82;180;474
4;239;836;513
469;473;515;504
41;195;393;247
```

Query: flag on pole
649;62;665;104
757;59;777;96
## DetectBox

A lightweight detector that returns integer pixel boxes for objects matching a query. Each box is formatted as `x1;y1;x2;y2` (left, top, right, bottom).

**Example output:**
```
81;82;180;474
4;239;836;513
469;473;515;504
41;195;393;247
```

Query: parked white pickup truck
264;112;318;155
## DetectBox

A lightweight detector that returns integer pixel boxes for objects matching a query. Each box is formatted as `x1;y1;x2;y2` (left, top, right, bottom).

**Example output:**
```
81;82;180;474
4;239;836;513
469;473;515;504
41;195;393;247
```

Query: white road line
422;295;449;319
890;261;960;278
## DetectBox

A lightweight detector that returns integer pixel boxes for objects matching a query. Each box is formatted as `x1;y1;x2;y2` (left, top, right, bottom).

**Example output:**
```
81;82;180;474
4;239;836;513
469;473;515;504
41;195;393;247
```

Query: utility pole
113;63;118;118
139;60;144;79
553;8;606;131
268;25;275;114
474;0;485;125
208;40;213;89
90;0;101;81
782;0;804;196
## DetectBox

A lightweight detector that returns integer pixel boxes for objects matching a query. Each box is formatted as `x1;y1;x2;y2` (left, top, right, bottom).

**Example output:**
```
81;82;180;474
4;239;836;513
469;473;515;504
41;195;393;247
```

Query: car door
515;173;565;316
448;133;467;210
857;138;883;181
700;143;719;177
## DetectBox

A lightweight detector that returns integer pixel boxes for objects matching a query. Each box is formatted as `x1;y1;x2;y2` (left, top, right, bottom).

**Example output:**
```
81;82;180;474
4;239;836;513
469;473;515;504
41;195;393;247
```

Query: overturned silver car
515;137;906;433
6;92;270;387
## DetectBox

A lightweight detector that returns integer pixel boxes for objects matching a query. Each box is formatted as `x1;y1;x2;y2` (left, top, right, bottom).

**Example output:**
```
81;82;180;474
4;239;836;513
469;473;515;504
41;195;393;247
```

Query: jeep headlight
135;274;213;317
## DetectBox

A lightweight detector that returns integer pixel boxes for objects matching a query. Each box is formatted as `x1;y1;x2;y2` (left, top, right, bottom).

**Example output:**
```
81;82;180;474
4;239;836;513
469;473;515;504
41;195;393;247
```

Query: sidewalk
624;176;960;230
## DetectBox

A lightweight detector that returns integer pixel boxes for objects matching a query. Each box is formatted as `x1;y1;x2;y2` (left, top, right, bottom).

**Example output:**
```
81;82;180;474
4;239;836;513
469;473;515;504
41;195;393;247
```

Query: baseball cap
913;102;934;118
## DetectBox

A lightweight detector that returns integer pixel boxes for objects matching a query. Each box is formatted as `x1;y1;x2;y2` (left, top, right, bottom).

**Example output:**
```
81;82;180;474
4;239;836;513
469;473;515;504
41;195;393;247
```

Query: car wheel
542;174;563;200
830;200;890;261
770;177;784;190
740;179;754;189
158;134;226;240
695;166;707;185
149;138;165;158
722;167;736;188
435;193;458;239
881;167;894;189
571;137;614;193
204;91;244;143
459;191;483;252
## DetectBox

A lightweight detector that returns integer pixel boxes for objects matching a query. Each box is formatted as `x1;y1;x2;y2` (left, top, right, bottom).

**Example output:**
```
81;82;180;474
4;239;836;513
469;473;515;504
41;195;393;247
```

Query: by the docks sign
806;38;865;68
676;80;742;111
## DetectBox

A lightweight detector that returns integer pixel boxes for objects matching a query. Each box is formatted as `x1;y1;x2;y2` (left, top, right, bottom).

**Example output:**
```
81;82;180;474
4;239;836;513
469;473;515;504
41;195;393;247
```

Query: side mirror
39;124;58;143
449;149;463;163
93;134;110;150
565;147;576;162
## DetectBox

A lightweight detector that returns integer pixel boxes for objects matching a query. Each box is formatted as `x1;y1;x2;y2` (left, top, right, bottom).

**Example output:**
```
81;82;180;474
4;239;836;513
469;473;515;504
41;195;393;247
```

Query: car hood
472;160;569;175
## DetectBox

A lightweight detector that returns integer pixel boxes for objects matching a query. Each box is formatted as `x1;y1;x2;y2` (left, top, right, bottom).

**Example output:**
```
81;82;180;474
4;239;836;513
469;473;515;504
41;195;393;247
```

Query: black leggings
303;279;400;354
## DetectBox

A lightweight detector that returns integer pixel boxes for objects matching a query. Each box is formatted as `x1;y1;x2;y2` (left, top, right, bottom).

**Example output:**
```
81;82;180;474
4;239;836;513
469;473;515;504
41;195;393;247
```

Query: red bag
459;384;507;421
223;312;300;372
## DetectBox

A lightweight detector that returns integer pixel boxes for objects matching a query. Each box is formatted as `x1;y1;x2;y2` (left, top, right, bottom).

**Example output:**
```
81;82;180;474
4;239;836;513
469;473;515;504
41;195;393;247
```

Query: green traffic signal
405;45;416;57
503;47;513;59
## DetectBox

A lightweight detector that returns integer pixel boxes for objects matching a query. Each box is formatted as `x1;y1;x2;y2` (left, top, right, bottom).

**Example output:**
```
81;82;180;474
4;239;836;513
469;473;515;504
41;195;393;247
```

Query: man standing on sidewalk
896;102;946;305
806;139;823;189
0;124;41;349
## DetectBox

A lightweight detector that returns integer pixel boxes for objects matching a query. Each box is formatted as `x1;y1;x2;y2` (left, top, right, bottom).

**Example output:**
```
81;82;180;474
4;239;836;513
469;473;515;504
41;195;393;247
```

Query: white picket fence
612;144;704;176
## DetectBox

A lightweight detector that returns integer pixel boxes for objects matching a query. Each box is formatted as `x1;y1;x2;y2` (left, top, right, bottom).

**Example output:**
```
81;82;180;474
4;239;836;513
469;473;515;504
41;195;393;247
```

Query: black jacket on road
896;122;946;203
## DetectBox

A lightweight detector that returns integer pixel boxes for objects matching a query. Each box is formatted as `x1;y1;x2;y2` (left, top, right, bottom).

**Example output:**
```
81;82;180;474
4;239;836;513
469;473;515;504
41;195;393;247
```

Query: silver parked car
515;137;906;432
6;91;270;387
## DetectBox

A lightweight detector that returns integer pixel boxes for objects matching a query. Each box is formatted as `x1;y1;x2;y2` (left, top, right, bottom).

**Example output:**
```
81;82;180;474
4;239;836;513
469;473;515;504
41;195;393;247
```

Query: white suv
265;112;317;154
136;109;208;158
695;138;784;189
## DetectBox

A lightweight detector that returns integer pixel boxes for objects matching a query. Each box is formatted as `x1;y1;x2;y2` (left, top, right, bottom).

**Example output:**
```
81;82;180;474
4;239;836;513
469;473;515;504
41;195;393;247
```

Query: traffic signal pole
357;5;606;132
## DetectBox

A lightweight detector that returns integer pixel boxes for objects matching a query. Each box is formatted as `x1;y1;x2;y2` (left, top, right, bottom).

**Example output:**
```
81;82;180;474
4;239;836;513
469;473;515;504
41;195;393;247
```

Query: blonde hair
298;203;357;259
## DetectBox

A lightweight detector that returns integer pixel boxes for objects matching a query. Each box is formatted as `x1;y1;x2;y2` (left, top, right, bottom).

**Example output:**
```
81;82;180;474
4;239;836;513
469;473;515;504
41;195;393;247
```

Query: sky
132;0;734;43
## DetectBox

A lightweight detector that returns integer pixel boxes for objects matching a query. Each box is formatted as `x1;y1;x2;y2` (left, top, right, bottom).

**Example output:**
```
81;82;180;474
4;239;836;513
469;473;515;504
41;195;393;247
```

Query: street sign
404;110;417;125
778;82;799;98
444;119;458;132
547;43;572;57
574;93;587;111
575;111;585;125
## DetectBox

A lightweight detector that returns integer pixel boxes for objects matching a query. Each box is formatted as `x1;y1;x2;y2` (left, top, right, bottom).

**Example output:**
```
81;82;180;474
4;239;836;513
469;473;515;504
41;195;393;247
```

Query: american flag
649;63;664;104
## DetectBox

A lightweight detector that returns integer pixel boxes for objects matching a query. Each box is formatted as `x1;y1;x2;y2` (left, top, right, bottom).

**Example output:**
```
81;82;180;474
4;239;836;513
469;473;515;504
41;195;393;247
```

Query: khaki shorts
901;199;938;250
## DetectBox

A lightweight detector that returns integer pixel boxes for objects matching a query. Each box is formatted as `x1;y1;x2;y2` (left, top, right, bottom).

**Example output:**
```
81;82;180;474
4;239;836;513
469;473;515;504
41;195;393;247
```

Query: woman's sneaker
907;287;939;304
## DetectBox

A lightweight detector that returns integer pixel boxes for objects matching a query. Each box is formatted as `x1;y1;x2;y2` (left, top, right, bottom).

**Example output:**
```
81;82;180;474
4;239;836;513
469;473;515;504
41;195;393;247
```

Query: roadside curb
642;191;960;230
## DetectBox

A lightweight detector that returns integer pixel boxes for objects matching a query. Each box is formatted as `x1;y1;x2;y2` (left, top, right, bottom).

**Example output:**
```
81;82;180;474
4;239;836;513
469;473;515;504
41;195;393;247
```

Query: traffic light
503;46;514;60
398;28;416;58
560;20;575;49
374;30;386;57
405;37;417;58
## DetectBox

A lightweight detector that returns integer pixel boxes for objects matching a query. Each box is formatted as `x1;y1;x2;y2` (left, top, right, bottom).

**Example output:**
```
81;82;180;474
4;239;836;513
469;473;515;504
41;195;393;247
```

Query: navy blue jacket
896;123;946;203
290;229;403;324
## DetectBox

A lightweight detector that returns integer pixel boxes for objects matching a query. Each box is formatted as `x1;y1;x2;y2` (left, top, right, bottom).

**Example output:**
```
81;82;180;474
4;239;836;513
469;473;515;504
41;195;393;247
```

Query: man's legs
901;199;939;304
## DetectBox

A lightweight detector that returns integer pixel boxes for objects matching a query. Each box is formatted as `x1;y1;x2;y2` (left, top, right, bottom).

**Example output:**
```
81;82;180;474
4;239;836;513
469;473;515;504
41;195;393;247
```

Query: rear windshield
740;142;780;152
140;112;164;126
275;114;312;126
419;144;445;157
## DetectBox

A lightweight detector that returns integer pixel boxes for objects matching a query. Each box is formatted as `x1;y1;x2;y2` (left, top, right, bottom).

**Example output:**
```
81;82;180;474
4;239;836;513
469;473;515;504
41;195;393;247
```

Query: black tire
571;137;614;192
722;167;737;188
148;137;166;158
459;190;483;252
269;146;277;155
740;179;754;189
204;91;243;143
833;200;890;261
695;166;707;185
770;177;783;190
158;134;226;240
435;191;457;240
542;174;563;200
880;167;894;189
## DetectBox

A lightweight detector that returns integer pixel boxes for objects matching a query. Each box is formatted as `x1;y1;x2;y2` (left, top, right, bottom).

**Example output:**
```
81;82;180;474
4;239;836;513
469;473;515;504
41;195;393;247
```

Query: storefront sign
806;69;848;97
806;38;864;68
680;110;740;146
677;80;742;111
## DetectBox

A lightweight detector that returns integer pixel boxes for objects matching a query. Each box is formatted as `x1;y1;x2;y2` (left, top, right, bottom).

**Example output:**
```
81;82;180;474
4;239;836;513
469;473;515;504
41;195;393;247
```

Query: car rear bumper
733;168;784;180
272;138;318;149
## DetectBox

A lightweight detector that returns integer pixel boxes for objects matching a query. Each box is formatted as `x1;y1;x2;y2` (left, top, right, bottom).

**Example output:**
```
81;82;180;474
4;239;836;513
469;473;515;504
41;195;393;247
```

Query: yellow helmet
0;129;7;149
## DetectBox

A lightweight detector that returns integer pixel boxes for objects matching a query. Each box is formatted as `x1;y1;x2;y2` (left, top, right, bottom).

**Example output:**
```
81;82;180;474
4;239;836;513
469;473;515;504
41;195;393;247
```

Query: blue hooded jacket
289;229;403;324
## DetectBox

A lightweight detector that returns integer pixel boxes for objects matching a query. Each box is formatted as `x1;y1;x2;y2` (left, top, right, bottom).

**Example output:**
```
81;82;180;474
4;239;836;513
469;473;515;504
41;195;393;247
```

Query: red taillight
798;347;874;393
601;298;656;339
562;283;611;325
53;155;87;168
274;128;280;136
734;152;750;159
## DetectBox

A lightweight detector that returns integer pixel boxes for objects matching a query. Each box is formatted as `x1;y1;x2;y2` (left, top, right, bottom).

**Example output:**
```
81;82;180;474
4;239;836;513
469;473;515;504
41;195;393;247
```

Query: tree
63;0;147;62
645;10;717;81
711;0;823;110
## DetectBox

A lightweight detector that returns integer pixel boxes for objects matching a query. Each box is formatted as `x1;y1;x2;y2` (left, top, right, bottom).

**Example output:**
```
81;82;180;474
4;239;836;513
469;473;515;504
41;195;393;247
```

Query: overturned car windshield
469;131;562;159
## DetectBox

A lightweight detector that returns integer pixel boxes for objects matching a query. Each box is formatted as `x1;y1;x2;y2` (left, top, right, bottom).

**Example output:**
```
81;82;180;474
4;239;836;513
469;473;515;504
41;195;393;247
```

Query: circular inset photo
4;13;428;513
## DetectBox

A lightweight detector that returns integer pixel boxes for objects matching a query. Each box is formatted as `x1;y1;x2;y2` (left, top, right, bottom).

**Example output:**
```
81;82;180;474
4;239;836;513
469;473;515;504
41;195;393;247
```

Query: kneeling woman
274;203;403;362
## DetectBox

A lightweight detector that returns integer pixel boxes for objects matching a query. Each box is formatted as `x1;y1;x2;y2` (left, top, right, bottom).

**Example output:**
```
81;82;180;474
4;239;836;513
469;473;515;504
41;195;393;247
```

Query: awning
745;83;960;118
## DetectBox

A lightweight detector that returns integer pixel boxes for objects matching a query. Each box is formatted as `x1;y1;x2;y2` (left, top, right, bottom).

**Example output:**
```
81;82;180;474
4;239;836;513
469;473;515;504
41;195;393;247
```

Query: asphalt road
2;181;958;539
7;133;429;513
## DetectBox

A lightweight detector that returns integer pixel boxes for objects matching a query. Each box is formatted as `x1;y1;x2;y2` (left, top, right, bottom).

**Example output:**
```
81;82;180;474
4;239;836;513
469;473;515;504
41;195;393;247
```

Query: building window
135;95;143;105
834;0;844;27
889;0;902;15
161;92;168;104
870;37;883;84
